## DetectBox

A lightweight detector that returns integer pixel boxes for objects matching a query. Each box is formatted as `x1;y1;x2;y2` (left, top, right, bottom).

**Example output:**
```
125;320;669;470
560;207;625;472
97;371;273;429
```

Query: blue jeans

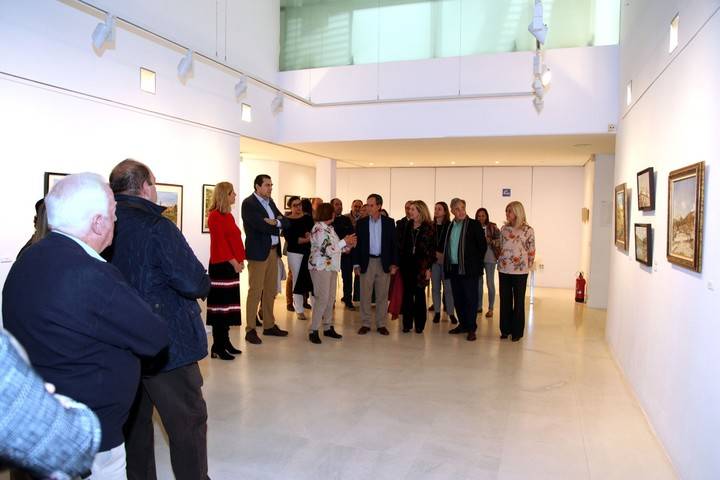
478;262;497;311
431;262;455;315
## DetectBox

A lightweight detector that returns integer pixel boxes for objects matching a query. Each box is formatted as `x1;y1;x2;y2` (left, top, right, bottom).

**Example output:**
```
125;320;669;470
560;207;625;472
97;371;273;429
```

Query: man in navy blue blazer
3;173;169;479
352;193;399;335
241;174;291;345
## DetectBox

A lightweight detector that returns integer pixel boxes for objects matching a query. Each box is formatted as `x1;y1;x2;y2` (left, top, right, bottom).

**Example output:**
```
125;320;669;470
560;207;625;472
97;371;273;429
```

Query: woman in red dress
207;182;246;360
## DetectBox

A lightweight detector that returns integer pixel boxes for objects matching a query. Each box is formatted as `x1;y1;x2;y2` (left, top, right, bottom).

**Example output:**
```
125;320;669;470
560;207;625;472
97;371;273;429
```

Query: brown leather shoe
467;332;477;341
263;325;289;337
245;329;262;344
377;327;390;336
485;309;493;318
357;326;371;335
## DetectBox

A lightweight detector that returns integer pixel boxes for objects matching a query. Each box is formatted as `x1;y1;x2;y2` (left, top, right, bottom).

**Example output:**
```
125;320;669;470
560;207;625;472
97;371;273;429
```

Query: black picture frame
634;223;652;266
44;172;69;194
636;167;655;211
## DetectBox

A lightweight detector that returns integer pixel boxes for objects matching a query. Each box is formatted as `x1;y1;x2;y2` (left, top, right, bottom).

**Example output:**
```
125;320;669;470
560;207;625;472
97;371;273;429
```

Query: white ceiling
240;134;615;168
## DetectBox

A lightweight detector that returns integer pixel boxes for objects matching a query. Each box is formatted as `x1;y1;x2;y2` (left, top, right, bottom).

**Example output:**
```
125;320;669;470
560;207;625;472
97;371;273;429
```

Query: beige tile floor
141;287;676;480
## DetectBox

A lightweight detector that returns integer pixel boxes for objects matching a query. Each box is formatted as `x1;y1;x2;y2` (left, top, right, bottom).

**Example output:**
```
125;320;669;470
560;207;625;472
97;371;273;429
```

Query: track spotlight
177;49;194;79
533;96;544;114
271;92;284;113
533;51;552;88
234;76;248;98
91;13;114;51
541;65;552;87
528;0;548;45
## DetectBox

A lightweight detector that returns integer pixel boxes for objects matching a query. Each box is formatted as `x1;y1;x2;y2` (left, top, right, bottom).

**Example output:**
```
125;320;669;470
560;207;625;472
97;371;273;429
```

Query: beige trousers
246;249;279;331
309;270;337;331
360;258;390;328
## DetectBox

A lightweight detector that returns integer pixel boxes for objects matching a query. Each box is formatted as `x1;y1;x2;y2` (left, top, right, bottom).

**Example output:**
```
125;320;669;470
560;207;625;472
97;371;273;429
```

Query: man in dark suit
331;198;356;310
241;174;291;345
352;193;398;335
3;173;169;479
107;159;212;480
395;200;412;246
443;197;487;341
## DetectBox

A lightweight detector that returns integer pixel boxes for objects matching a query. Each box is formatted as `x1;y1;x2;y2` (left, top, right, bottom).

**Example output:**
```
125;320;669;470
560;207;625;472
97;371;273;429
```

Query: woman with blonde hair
498;201;536;342
398;200;436;333
207;182;246;360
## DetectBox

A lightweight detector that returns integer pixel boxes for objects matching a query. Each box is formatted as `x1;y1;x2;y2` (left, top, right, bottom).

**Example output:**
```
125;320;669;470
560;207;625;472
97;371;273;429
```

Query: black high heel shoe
210;347;235;360
225;342;242;355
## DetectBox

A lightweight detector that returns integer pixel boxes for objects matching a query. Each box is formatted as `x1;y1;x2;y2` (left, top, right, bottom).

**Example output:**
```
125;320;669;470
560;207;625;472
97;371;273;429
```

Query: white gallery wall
608;1;720;478
276;46;619;144
337;165;585;289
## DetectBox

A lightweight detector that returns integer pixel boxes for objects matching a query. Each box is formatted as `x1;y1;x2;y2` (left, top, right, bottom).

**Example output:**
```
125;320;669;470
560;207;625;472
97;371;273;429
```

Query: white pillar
315;158;336;201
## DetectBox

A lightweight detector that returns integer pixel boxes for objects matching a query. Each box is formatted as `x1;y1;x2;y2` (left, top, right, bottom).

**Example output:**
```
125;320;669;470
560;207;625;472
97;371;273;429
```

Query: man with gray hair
443;197;487;341
3;173;169;479
106;159;212;480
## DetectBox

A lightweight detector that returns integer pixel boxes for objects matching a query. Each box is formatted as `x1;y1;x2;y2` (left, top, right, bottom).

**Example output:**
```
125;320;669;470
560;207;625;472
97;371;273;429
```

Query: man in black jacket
331;198;356;310
241;174;291;345
444;197;487;341
352;194;399;335
3;173;169;479
106;159;212;480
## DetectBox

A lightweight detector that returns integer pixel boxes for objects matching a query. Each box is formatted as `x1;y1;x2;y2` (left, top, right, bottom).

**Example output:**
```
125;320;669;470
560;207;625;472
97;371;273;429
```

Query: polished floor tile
145;288;676;479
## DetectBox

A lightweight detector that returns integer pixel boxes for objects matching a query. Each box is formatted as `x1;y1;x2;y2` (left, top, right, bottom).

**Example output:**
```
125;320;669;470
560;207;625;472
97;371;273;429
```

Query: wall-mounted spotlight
234;75;248;98
271;92;284;113
528;0;548;45
177;49;194;79
533;50;552;88
91;13;114;51
533;96;544;114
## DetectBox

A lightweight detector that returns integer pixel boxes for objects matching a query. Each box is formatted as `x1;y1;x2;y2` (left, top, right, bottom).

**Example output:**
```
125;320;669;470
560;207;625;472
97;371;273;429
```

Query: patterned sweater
309;222;348;272
498;224;536;275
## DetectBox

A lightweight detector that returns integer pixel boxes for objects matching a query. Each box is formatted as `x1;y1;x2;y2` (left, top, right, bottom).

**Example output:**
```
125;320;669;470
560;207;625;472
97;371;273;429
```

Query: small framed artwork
284;194;299;210
614;183;628;250
634;223;652;266
202;184;215;234
156;183;183;231
44;172;69;194
667;161;705;272
636;167;655;211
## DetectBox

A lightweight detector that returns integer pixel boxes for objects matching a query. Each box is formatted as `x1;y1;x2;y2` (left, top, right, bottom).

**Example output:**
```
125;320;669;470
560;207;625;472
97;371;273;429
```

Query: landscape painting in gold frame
667;161;705;272
614;183;628;250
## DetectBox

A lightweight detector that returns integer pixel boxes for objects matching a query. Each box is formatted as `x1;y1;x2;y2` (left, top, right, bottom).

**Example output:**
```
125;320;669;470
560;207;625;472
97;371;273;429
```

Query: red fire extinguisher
575;272;586;303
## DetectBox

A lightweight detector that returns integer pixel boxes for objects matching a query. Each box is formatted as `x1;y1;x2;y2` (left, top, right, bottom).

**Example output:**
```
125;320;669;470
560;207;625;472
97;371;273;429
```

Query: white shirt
253;192;279;246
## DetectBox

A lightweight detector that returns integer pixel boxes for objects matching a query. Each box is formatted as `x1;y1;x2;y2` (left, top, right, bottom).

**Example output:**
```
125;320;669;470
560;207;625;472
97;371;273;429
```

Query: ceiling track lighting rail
72;0;535;109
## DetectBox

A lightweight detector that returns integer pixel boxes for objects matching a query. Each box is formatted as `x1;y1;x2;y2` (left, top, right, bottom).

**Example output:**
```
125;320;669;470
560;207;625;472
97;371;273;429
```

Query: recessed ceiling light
409;162;414;166
140;68;156;94
572;143;591;148
495;161;500;164
369;162;374;166
451;161;456;165
669;14;679;53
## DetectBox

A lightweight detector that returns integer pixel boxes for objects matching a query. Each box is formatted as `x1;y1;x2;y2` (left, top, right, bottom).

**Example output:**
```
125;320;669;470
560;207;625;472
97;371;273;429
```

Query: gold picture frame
667;161;705;272
614;183;628;250
156;183;183;231
202;184;215;234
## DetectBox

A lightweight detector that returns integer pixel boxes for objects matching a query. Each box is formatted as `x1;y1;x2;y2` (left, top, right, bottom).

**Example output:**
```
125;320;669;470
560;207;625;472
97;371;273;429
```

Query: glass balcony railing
280;0;620;71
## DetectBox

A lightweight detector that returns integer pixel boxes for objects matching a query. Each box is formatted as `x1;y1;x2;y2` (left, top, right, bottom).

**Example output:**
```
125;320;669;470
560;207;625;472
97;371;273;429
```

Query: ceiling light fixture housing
92;13;114;51
235;76;248;98
177;49;194;79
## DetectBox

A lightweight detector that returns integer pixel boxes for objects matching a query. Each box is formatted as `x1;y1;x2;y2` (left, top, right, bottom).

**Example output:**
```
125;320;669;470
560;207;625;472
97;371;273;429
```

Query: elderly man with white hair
2;173;169;480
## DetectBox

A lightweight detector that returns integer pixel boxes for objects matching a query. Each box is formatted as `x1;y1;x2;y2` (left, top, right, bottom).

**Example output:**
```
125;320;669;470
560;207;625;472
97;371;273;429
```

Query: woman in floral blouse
307;203;357;344
498;201;536;342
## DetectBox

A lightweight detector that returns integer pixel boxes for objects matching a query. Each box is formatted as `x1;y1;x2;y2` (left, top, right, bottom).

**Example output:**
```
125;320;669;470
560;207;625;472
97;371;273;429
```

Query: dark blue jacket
352;215;399;273
241;193;291;261
2;233;168;451
105;194;210;372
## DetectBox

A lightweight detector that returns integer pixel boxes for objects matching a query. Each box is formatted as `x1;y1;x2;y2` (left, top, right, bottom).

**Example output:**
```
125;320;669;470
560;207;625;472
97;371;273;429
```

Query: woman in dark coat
398;200;436;334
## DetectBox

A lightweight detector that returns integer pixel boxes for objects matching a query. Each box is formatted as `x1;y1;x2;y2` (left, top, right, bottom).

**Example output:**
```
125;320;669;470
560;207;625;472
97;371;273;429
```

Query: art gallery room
0;0;718;479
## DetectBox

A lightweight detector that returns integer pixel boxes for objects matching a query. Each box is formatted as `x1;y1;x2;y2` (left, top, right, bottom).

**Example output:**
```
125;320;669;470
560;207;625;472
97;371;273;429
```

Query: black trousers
401;271;428;332
340;254;355;304
499;272;529;338
125;363;209;480
448;266;479;333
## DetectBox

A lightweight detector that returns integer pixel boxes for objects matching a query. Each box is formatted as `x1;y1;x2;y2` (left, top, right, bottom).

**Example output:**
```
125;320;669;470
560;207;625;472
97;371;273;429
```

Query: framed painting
283;195;298;210
636;167;655;211
614;183;628;250
634;223;652;266
44;172;69;194
202;184;215;234
667;161;705;272
156;183;183;231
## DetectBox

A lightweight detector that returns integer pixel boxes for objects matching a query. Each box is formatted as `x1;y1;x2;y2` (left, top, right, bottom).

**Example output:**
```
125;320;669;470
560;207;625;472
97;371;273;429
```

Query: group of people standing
0;165;536;479
205;175;537;350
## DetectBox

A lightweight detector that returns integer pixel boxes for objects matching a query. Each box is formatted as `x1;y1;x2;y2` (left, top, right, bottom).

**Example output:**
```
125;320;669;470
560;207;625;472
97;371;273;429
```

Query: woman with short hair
207;182;246;360
498;201;536;342
307;203;356;344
